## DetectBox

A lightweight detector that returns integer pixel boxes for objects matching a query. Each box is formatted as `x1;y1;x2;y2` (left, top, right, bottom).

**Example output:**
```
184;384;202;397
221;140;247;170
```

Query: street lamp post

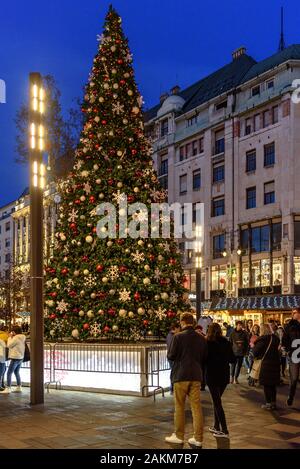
29;72;46;405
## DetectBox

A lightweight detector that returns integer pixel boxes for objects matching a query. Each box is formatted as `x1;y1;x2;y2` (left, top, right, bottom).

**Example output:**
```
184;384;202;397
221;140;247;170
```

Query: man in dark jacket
166;323;181;394
165;312;207;448
282;309;300;406
229;321;249;384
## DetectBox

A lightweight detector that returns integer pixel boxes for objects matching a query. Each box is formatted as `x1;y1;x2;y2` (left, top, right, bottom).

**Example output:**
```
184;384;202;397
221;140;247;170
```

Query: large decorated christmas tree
44;6;190;341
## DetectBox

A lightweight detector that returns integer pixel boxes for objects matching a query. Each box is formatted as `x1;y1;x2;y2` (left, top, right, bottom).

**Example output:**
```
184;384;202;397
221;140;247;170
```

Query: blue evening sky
0;0;299;206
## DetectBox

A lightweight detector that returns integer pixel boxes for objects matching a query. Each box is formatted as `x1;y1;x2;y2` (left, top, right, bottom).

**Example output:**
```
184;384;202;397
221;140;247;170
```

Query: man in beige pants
165;312;207;447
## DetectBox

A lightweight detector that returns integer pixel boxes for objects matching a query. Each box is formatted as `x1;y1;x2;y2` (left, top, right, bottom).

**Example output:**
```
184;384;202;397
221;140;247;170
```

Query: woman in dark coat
252;323;280;410
206;323;235;438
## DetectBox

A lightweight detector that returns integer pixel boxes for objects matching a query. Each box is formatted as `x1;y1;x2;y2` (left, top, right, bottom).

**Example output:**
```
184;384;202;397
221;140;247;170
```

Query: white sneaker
165;433;184;444
0;387;11;394
13;386;22;393
188;437;203;447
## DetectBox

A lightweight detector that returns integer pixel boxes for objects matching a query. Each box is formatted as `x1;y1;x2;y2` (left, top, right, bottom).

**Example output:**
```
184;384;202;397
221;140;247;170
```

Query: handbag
23;343;30;363
250;336;273;380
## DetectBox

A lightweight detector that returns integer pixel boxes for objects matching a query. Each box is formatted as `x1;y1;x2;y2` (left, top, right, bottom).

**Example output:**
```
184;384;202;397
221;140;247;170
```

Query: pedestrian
229;321;249;384
282;309;300;406
166;322;181;394
165;312;207;448
252;324;280;410
206;322;235;438
0;337;6;392
0;324;9;343
248;324;260;370
197;315;213;335
0;326;26;394
276;324;287;378
223;322;233;339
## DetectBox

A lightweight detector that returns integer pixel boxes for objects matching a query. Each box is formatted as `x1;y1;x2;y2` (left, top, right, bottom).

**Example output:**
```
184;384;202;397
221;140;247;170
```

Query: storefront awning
16;311;30;318
210;295;300;311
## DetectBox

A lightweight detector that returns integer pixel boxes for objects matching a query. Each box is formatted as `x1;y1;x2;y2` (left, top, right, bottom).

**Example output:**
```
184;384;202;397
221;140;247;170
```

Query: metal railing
21;342;170;397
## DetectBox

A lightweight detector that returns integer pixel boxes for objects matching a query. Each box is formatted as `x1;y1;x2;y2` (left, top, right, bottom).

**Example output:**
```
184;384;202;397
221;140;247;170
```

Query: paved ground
0;372;300;449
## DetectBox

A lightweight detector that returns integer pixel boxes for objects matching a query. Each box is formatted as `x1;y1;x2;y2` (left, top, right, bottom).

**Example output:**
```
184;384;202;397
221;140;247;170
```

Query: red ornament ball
70;223;77;230
131;149;137;155
103;326;110;333
119;265;128;273
108;308;116;316
101;120;107;125
96;265;104;272
143;320;149;326
134;292;141;301
61;268;68;275
89;196;96;203
50;314;57;320
108;178;114;186
83;323;90;330
82;256;89;262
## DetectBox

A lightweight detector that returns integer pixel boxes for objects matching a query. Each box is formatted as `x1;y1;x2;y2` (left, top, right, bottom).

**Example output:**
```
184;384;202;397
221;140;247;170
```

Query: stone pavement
0;373;300;449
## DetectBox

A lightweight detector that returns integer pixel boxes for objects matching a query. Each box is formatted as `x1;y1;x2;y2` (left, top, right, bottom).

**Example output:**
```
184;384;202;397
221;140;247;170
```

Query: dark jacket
252;334;280;386
167;327;207;384
166;331;175;351
229;329;249;356
282;319;300;357
206;337;235;386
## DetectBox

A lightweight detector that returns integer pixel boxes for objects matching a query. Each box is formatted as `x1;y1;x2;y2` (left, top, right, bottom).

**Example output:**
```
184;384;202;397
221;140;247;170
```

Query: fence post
140;346;148;396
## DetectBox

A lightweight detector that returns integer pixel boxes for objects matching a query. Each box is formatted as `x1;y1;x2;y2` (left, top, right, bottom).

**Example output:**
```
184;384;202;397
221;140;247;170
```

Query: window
212;197;225;217
179;174;187;195
158;157;168;176
192;202;199;223
5;222;10;231
272;223;282;250
273;259;282;285
186;142;193;158
251;225;270;253
159;175;168;190
263;110;271;128
242;263;249;287
160;119;168;137
179;146;185;161
192;140;198;156
5;238;10;248
214;129;225;155
283;223;288;239
294;257;300;284
213;234;225;258
246;187;256;209
267;79;274;89
264;181;275;205
215;100;227;111
199;137;204;153
193;169;201;190
246;150;256;172
187;115;197;127
272;105;278;124
264;142;275;166
295;221;300;249
213;163;225;183
254;114;260;132
245;118;252;135
5;253;10;263
252;85;260;97
211;265;227;290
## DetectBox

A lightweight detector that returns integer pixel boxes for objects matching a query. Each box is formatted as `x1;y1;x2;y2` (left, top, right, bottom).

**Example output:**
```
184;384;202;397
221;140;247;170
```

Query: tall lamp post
29;72;46;405
195;224;203;322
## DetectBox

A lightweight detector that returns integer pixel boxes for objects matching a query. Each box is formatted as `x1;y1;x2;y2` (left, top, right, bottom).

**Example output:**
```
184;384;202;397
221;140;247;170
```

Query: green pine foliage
44;6;190;341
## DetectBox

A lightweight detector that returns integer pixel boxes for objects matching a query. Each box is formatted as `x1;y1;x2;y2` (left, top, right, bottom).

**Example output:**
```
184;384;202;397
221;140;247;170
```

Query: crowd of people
0;325;27;394
165;309;300;448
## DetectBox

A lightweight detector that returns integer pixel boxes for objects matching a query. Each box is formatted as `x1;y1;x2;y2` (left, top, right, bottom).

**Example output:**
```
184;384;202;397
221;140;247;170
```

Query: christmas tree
44;6;190;341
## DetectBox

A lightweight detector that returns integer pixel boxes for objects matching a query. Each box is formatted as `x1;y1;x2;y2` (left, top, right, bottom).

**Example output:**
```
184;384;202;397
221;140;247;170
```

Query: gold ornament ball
93;164;99;170
77;241;82;246
99;193;105;199
87;310;94;318
119;208;126;216
94;116;100;123
107;240;113;247
138;240;144;246
112;68;117;74
143;278;151;285
98;309;104;315
117;151;123;157
80;195;86;202
117;165;122;169
103;83;109;90
128;90;133;96
99;97;104;103
144;265;150;271
72;329;80;338
79;310;85;317
113;83;119;89
125;248;130;253
161;292;169;300
85;235;93;244
96;179;101;184
74;270;80;277
109;289;116;295
102;277;108;283
138;307;145;315
83;269;89;276
132;106;139;114
124;73;130;78
128;312;134;318
133;187;139;193
81;170;89;177
71;239;76;245
147;331;153;336
123;118;128;124
117;182;123;188
90;293;96;299
119;309;127;317
158;255;163;261
111;45;116;52
80;215;85;220
112;325;119;332
109;130;114;136
154;294;160;300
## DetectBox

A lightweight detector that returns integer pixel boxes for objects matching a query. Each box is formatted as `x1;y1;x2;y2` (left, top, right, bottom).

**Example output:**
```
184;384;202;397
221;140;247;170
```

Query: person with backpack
0;326;26;394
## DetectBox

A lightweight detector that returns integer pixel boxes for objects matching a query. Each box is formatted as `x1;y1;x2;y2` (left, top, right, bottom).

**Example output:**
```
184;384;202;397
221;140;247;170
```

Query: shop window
294;257;300;285
251;261;261;287
261;259;271;286
273;259;282;285
272;223;282;250
294;221;300;249
242;263;249;287
211;265;227;290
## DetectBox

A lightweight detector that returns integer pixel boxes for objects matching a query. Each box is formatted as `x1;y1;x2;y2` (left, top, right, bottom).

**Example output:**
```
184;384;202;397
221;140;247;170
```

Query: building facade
0;200;15;280
145;44;300;318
